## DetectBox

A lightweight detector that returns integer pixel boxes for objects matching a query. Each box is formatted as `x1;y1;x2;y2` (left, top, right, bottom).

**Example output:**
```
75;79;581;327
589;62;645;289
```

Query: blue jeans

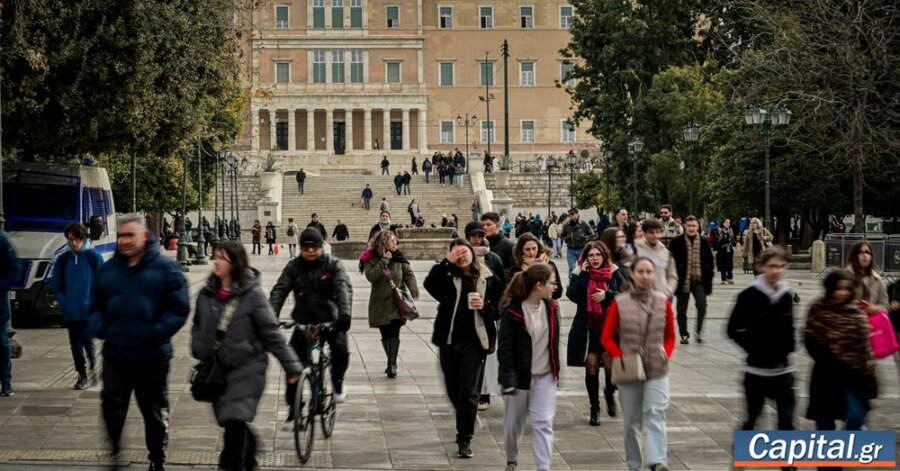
553;239;562;257
566;247;582;278
297;181;304;195
424;171;430;183
1;317;11;392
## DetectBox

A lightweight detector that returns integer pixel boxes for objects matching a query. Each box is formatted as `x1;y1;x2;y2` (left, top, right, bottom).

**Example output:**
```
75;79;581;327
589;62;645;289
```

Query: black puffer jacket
726;282;794;369
498;299;560;391
269;254;352;325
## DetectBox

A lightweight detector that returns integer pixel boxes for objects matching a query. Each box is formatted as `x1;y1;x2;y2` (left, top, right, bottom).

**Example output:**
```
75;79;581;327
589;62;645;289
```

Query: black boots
589;407;601;426
382;338;399;378
604;372;618;417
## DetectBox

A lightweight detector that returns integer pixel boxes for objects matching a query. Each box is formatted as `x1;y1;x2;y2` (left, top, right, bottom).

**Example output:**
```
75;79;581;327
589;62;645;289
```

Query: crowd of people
1;198;898;471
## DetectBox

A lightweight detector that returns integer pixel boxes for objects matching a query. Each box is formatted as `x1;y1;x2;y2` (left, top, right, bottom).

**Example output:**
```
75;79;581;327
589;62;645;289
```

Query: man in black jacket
306;213;327;240
726;246;795;434
560;208;594;278
332;219;350;241
270;228;353;418
481;212;515;279
669;216;714;344
295;168;306;195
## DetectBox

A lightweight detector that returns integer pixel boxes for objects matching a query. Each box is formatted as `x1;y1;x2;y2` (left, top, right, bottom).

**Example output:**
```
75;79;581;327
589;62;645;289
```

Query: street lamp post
0;7;5;232
227;153;247;242
628;138;644;218
479;51;495;162
567;151;576;209
537;155;558;217
456;114;478;173
176;151;191;272
223;151;232;240
209;147;220;252
682;124;701;216
744;106;792;229
193;140;208;265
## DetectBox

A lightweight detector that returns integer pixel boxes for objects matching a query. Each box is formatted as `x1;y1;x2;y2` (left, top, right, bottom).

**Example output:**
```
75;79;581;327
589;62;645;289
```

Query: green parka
364;250;419;327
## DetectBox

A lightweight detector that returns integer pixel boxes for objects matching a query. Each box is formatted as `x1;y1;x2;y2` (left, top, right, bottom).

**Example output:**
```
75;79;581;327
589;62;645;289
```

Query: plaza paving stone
1;250;898;470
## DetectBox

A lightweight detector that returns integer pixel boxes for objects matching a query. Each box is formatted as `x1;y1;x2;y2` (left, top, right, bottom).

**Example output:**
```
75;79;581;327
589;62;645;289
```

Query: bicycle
280;320;337;464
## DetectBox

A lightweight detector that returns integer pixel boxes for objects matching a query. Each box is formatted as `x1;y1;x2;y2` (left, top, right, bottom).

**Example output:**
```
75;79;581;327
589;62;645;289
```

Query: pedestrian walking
191;240;302;471
379;197;390;214
362;231;419;378
601;257;676;471
633;219;678;298
265;222;276;255
411;157;418;175
332;219;350;241
845;240;890;313
407;199;420;226
368;211;397;241
561;208;595;278
805;270;877;435
381;155;390;175
361;184;374;211
424;239;503;459
284;218;299;258
600;227;634;272
393;172;403;196
456;163;465;188
483;151;493;174
306;213;327;240
481;212;516;279
727;247;796;435
658;204;680;242
499;264;560;471
742;218;773;274
402;171;412;195
668;216;714;344
447;162;456;187
716;219;735;284
270;228;353;426
509;234;563;300
49;223;105;390
548;217;563;258
470;199;480;222
251;221;262;255
0;232;21;397
295;168;306;195
423;158;432;183
88;214;190;469
566;241;626;426
201;217;212;255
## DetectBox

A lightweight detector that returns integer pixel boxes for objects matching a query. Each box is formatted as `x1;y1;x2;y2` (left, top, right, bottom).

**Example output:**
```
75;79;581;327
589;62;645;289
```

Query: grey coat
191;270;302;425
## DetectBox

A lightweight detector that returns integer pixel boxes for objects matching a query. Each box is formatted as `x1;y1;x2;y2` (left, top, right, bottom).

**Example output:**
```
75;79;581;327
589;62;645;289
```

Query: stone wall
206;175;261;214
484;173;572;217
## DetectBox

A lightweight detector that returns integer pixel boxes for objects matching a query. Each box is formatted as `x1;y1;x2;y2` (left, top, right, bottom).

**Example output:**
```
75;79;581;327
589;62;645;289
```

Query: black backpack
287;226;295;237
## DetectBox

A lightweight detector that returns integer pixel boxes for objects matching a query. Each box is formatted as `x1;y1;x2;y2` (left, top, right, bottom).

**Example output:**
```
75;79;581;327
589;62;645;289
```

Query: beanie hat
299;228;324;247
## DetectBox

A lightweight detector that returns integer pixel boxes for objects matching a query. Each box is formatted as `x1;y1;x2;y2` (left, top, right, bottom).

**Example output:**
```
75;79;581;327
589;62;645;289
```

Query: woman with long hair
566;241;627;426
191;241;301;471
499;264;560;471
362;230;419;378
424;239;503;459
510;233;563;300
264;222;276;255
613;208;629;232
742;218;773;273
626;221;643;255
601;227;635;269
845;240;889;314
601;257;677;471
805;270;877;436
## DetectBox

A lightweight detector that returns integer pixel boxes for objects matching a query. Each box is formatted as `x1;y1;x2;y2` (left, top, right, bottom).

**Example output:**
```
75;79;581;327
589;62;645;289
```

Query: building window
521;120;535;143
439;62;454;86
275;62;291;84
560;61;575;87
439;6;453;29
332;0;344;28
562;121;576;143
480;61;494;86
350;0;363;27
350;49;364;83
332;50;345;83
520;62;534;86
479;6;493;29
520;6;533;28
440;121;454;143
386;5;399;29
275;5;289;28
481;120;495;143
560;5;573;29
313;0;325;28
386;62;401;83
312;49;326;83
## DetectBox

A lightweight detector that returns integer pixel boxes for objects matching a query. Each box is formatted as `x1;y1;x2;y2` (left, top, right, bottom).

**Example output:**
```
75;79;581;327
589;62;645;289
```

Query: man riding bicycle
269;228;352;427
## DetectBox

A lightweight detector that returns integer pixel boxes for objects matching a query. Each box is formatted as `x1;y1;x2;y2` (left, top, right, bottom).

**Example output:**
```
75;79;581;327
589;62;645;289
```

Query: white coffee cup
467;292;481;310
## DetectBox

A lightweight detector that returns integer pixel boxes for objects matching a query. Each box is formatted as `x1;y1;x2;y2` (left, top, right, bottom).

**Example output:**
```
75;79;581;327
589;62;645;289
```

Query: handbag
868;311;900;359
190;298;239;403
383;267;419;321
610;303;653;385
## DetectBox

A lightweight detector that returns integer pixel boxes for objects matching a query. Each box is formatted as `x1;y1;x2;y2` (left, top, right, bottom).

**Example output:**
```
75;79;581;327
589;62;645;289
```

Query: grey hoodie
634;238;678;297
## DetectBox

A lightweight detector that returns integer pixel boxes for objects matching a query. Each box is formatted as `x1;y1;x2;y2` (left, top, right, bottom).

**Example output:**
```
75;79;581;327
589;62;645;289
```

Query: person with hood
481;212;515;278
362;230;419;378
727;246;796;435
805;269;878;436
251;220;262;255
88;214;190;470
49;223;105;390
192;240;302;471
633;219;678;298
269;228;353;425
424;239;503;459
368;211;398;241
498;264;561;471
265;222;276;255
566;241;626;426
742;218;773;274
509;234;563;301
284;218;300;258
0;232;21;397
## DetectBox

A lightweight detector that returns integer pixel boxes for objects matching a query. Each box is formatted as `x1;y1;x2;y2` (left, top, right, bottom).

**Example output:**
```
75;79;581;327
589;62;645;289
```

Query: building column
268;109;277;151
326;109;334;152
418;109;428;153
382;109;391;151
251;107;260;151
401;108;411;151
364;109;373;150
287;109;296;151
306;109;315;150
345;109;354;151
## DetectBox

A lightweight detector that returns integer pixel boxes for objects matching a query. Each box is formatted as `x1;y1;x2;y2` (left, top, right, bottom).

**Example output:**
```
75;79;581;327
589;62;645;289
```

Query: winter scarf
806;299;875;377
585;263;612;331
684;235;701;293
521;252;550;270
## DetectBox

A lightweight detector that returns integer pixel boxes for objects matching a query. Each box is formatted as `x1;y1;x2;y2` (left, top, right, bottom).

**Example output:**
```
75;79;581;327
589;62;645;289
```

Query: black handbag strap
213;297;240;352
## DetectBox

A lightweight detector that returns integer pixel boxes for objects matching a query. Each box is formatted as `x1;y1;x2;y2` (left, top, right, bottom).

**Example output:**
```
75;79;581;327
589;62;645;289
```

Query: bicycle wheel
319;357;336;438
293;372;315;463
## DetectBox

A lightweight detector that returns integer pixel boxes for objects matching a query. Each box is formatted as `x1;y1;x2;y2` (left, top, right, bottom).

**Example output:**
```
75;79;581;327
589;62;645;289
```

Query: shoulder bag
383;267;419;321
610;304;652;385
190;297;239;403
869;310;900;359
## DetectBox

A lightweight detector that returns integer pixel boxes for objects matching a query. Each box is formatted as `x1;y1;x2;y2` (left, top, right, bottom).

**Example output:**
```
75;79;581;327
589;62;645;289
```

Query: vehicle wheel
293;373;315;463
319;360;336;438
